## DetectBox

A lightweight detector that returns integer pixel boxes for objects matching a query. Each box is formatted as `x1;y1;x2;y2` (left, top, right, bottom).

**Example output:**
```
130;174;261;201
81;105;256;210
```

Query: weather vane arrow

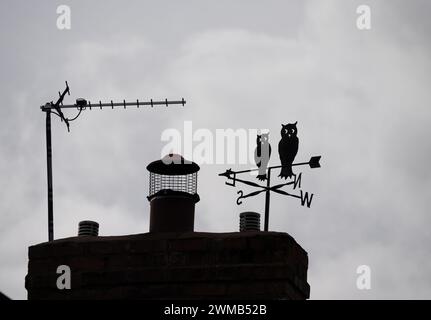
291;156;321;169
219;156;321;181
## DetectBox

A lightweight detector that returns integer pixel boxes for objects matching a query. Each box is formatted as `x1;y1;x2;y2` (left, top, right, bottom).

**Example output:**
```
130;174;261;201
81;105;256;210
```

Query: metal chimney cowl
147;154;200;233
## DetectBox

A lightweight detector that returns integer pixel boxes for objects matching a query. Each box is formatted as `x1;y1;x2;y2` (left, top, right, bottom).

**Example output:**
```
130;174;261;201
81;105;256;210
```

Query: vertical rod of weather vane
264;168;271;231
45;110;54;241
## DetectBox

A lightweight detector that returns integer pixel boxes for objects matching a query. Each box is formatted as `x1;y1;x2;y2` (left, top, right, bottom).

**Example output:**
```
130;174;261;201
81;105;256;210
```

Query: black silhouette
0;291;10;300
278;122;299;179
219;155;321;231
40;81;186;241
254;133;271;181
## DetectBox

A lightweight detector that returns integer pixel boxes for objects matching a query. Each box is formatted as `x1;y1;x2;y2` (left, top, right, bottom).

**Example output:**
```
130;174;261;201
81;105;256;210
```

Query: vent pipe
78;221;99;236
239;212;261;232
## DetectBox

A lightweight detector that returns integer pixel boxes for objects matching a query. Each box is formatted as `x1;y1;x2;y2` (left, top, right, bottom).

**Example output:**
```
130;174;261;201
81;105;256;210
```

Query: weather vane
40;81;186;241
219;122;322;231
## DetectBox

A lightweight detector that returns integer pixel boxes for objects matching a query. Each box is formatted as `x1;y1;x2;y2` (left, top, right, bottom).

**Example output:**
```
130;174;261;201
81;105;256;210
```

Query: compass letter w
300;190;313;208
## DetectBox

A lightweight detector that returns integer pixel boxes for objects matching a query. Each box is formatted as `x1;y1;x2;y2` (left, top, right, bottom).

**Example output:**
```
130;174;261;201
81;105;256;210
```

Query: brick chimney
25;232;310;300
25;154;310;300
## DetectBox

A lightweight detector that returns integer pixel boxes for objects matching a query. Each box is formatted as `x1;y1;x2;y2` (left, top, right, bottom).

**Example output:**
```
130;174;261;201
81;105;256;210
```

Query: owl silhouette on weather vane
254;133;272;181
278;122;299;179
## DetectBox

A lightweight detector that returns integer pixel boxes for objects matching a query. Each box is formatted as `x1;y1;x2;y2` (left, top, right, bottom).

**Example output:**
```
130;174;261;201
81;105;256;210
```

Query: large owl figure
254;133;271;181
278;122;299;179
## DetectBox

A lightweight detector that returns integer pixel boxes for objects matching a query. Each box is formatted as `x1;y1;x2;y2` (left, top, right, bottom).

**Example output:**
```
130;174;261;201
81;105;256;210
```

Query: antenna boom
41;99;186;111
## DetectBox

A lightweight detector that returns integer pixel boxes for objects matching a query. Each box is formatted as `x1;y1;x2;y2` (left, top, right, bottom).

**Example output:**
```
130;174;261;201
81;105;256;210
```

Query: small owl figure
278;122;299;179
254;133;271;181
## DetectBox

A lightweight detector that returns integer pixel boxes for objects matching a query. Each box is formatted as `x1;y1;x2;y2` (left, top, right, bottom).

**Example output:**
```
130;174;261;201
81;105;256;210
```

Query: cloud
1;0;430;299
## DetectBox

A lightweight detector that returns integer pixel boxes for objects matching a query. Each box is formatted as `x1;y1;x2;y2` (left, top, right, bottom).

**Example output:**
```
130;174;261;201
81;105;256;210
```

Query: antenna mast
41;81;186;241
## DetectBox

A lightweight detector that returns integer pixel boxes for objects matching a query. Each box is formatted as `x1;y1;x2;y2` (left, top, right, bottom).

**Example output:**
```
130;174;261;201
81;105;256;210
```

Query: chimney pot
147;154;200;232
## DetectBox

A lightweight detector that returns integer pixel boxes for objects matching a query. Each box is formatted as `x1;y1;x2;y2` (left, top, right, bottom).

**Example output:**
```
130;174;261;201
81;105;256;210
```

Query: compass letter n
293;173;302;190
300;190;313;208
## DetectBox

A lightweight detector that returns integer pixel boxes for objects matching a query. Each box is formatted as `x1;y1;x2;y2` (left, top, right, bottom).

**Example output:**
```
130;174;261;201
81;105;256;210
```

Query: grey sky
1;0;430;299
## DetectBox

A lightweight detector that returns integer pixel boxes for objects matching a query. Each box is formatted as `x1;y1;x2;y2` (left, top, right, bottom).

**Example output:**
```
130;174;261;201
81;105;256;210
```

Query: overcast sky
1;0;430;299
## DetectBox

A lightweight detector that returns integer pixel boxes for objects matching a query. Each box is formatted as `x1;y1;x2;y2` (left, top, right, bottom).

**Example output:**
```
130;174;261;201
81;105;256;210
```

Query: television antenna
40;81;186;241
